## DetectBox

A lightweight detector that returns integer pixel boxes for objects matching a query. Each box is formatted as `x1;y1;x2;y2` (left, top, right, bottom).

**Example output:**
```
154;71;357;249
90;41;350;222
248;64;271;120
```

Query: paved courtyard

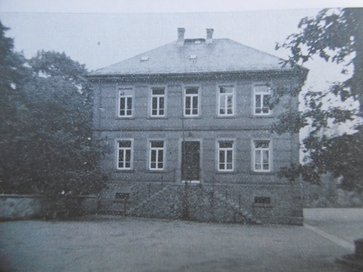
0;208;362;272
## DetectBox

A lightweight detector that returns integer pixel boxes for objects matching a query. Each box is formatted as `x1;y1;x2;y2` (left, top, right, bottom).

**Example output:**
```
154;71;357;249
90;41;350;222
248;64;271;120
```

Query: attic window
140;56;149;62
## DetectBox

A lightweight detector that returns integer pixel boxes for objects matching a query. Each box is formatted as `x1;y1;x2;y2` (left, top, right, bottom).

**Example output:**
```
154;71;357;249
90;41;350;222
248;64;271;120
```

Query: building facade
88;28;307;224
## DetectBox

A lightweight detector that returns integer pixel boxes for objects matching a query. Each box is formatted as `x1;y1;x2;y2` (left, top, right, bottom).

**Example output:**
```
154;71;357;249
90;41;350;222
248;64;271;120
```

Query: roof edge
87;68;307;82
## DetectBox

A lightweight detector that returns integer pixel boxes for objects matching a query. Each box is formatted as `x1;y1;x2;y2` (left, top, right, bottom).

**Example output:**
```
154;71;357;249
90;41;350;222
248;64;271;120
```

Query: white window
253;140;271;172
218;85;234;116
151;87;165;117
254;85;271;115
118;88;133;117
149;140;165;170
117;140;133;170
184;87;199;116
218;140;234;171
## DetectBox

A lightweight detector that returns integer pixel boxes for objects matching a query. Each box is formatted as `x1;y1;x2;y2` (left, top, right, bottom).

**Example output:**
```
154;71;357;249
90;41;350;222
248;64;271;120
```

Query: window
118;88;133;117
253;140;271;172
254;196;271;205
184;87;199;116
218;140;234;171
117;140;133;170
149;140;165;170
254;85;271;115
218;85;234;116
151;87;165;117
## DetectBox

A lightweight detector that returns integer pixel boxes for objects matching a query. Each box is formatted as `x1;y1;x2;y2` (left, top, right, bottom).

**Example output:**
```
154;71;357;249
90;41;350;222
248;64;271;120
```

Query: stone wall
0;195;46;220
0;194;98;220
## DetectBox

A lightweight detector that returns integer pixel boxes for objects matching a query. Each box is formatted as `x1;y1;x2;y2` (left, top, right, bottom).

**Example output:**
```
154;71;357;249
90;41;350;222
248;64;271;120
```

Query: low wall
0;194;45;220
0;194;98;220
303;174;363;208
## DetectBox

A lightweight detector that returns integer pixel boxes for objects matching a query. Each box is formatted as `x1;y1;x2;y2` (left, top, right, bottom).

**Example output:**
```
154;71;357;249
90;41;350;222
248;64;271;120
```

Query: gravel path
0;209;361;272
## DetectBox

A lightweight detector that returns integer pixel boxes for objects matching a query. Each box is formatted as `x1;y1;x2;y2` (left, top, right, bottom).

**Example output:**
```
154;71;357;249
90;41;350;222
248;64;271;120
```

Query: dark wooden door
181;141;200;181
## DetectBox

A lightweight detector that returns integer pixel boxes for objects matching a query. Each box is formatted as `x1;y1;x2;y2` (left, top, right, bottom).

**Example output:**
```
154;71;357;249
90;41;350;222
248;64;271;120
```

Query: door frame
178;138;202;183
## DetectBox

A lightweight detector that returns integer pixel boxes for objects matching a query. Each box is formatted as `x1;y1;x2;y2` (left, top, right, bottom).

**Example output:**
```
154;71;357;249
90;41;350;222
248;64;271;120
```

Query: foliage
0;21;107;198
275;8;363;191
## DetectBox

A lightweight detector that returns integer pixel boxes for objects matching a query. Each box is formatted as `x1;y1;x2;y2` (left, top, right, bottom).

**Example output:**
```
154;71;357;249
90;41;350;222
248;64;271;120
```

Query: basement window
254;197;271;205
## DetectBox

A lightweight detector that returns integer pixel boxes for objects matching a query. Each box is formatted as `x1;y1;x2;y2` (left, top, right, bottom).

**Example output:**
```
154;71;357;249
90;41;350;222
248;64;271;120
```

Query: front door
181;141;200;181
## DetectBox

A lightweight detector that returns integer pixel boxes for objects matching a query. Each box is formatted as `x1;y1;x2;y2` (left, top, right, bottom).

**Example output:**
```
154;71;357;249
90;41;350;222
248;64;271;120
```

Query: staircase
97;182;260;224
211;189;261;224
128;185;170;216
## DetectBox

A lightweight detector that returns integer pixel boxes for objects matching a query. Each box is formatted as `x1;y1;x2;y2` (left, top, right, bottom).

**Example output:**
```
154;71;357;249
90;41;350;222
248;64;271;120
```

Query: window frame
183;86;200;117
116;138;134;170
217;85;235;117
118;87;134;118
149;140;166;171
253;84;272;116
216;139;235;172
150;86;166;117
252;139;272;172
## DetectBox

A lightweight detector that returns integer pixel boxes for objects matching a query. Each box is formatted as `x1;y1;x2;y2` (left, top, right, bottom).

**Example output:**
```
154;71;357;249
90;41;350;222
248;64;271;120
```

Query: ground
0;208;362;272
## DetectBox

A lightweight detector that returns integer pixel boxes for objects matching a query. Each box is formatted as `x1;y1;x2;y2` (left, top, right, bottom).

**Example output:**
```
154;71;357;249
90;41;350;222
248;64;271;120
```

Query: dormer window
140;56;149;62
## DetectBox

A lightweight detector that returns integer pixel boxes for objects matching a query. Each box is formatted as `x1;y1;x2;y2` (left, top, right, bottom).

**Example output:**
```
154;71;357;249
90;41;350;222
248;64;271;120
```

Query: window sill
250;171;274;175
115;169;135;173
253;203;273;208
183;116;202;119
215;115;236;119
147;116;168;120
147;169;167;173
216;170;236;174
115;116;135;120
250;114;274;118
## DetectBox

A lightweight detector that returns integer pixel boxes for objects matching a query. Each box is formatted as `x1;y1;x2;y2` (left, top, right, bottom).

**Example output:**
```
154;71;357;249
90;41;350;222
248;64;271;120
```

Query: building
88;28;308;224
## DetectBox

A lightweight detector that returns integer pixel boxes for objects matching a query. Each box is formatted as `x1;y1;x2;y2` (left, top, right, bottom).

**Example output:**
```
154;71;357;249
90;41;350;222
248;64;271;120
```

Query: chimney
206;28;214;44
177;28;185;46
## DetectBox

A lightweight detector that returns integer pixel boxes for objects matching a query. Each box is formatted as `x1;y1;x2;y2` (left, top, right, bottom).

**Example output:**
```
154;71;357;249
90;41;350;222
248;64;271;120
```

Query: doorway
181;141;200;182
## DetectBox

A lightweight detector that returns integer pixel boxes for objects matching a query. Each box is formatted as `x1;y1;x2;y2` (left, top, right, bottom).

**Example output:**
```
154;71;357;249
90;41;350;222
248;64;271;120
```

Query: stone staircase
127;185;170;216
210;189;261;224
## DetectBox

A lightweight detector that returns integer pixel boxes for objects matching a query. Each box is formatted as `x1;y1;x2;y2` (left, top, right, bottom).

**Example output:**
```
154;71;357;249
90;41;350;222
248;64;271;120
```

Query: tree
274;8;363;191
0;21;31;192
0;21;107;202
19;51;107;198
